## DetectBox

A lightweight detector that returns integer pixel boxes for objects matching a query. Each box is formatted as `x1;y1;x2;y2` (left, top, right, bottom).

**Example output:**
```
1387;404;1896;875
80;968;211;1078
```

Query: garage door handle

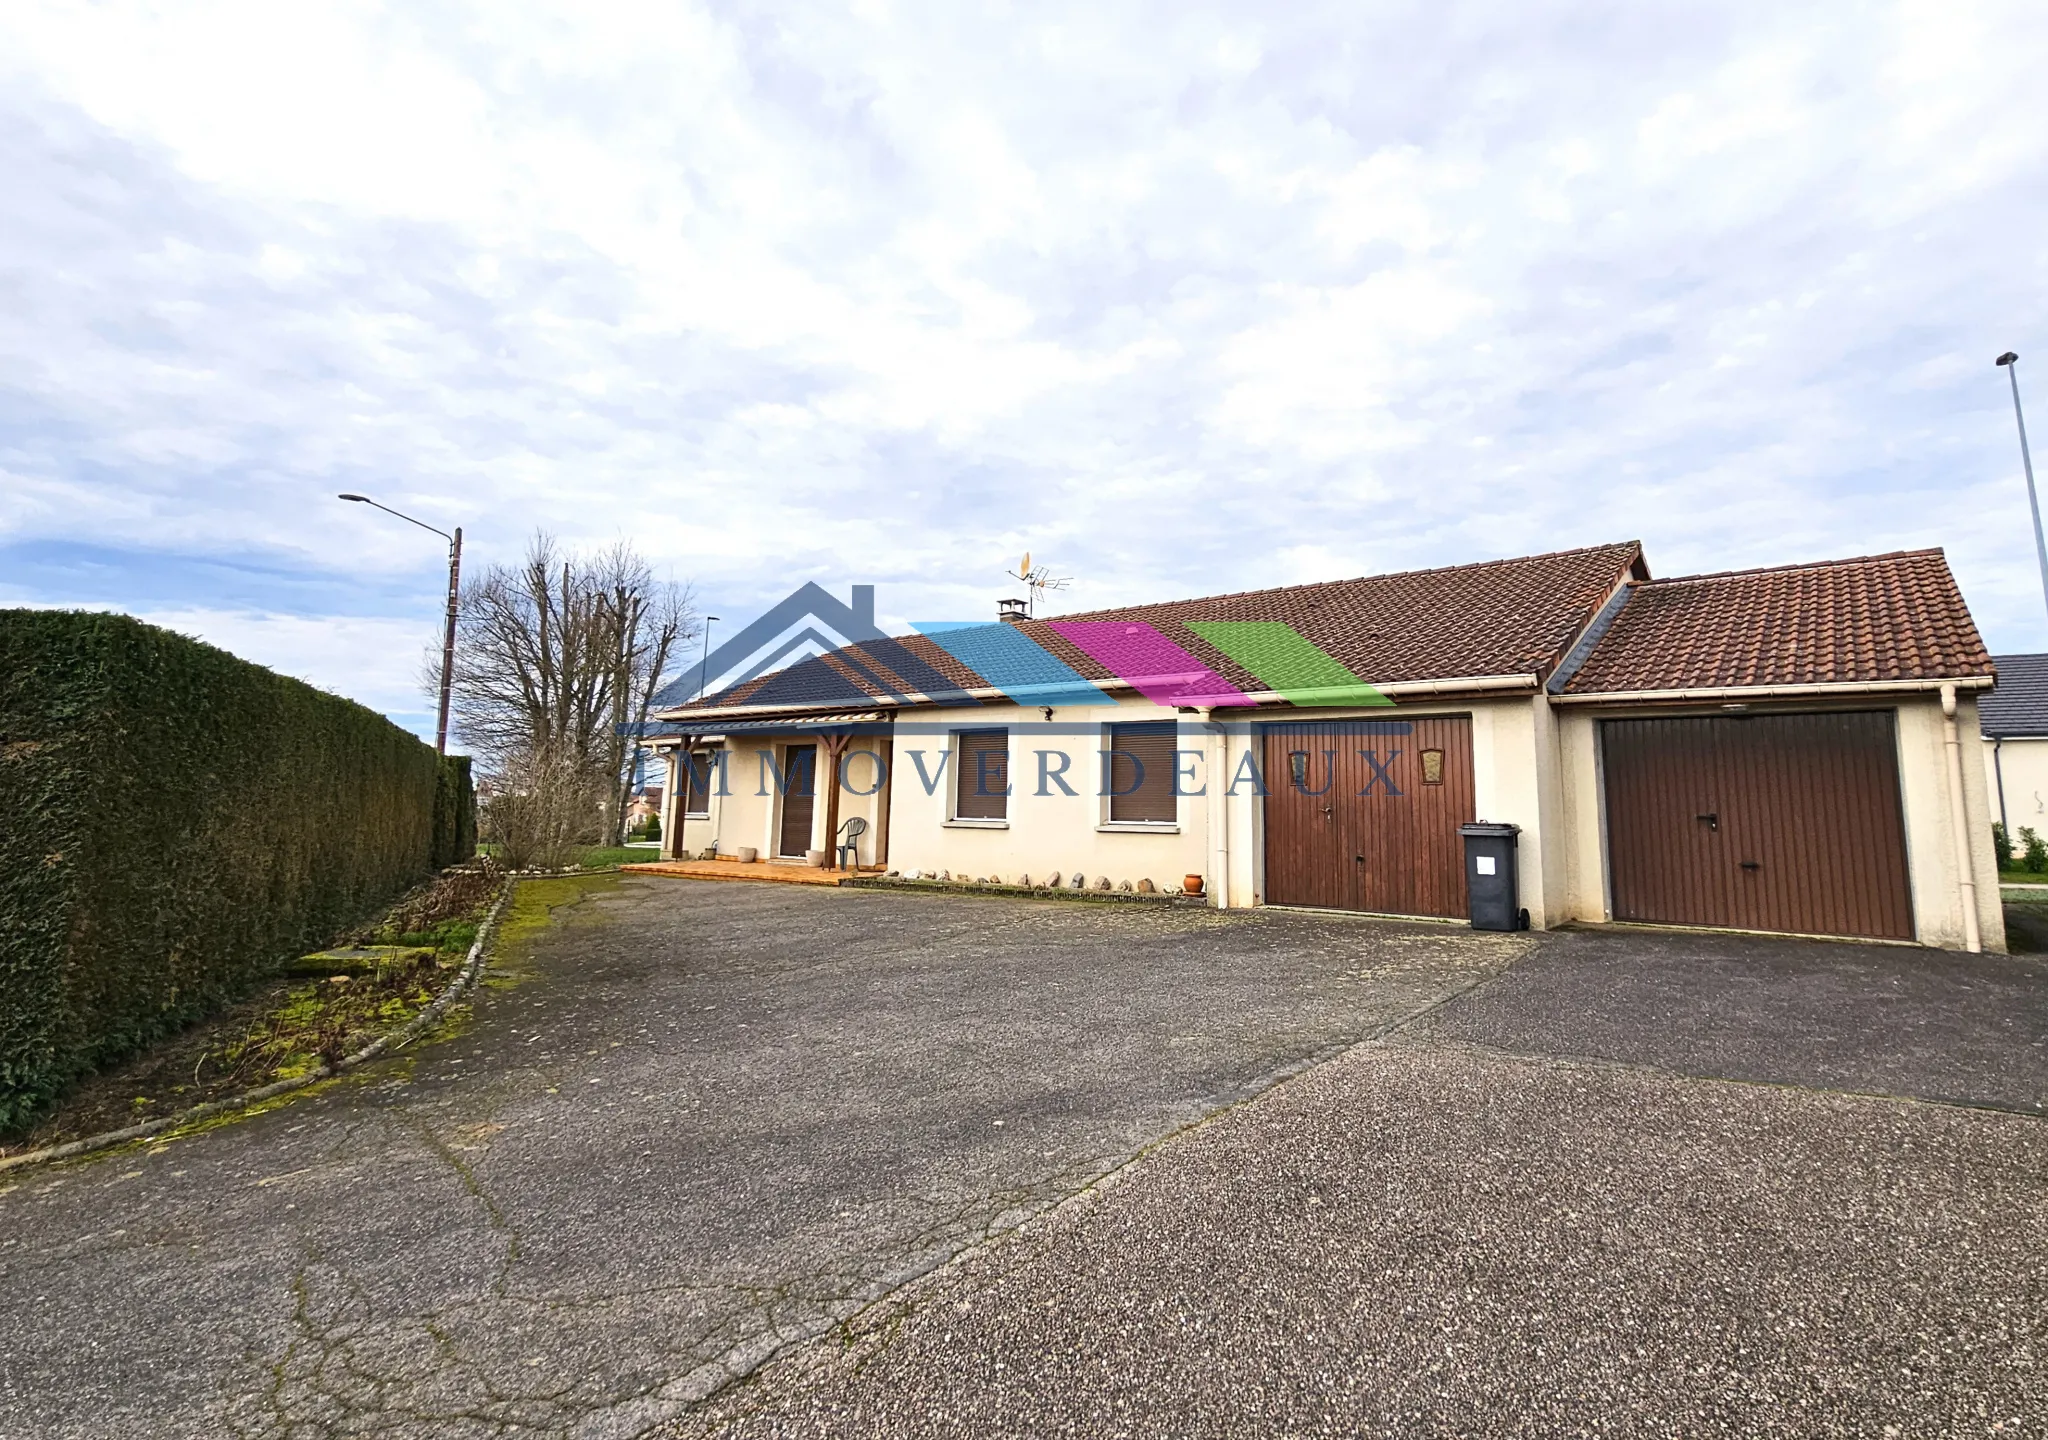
1740;860;1760;870
1696;812;1719;831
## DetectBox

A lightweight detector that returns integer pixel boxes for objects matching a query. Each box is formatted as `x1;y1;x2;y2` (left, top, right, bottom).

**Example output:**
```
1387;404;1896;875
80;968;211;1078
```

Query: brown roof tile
1560;549;1993;694
670;542;1646;716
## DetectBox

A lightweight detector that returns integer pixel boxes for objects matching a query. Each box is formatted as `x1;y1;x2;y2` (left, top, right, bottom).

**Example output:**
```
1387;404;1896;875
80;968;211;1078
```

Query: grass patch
574;846;657;869
2000;870;2048;886
493;871;623;958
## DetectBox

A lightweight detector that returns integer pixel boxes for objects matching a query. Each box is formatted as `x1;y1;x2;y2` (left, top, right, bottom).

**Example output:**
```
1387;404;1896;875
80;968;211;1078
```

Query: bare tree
438;532;696;850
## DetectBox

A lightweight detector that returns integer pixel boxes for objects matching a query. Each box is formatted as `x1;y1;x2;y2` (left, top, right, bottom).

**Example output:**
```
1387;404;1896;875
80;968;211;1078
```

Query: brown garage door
1262;717;1474;916
1601;712;1913;940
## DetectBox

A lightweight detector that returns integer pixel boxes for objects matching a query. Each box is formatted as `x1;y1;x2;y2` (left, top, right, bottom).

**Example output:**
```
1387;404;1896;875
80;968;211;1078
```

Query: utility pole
339;493;463;754
436;527;462;755
1996;352;2048;625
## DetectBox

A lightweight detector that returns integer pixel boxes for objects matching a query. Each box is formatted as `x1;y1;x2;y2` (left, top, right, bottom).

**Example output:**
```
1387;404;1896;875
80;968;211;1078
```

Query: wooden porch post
873;732;893;868
820;731;852;868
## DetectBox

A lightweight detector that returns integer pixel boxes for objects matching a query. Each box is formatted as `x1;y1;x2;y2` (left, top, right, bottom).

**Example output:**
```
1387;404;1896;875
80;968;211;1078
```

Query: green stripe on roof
1184;621;1392;706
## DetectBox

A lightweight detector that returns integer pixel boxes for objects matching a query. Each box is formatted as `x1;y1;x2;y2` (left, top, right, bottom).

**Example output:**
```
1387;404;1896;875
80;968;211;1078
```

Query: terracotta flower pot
1182;873;1205;896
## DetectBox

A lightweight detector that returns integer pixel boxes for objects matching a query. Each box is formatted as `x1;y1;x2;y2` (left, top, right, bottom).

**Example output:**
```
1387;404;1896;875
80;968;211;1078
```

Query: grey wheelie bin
1458;821;1527;931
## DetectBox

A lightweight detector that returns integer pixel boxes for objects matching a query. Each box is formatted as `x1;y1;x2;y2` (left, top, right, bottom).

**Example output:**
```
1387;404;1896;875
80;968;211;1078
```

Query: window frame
1099;719;1179;831
948;727;1011;826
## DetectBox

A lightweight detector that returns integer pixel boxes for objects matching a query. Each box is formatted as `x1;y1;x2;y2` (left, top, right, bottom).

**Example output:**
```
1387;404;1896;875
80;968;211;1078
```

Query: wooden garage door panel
1602;719;1735;928
1263;717;1474;917
1602;713;1913;940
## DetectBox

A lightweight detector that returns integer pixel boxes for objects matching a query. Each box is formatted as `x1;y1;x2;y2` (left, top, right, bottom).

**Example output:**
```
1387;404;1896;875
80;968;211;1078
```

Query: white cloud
3;0;2048;734
136;608;440;728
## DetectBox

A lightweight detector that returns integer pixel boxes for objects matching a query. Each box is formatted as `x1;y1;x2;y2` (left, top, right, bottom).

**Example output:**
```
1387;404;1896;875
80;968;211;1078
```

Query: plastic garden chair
835;815;868;871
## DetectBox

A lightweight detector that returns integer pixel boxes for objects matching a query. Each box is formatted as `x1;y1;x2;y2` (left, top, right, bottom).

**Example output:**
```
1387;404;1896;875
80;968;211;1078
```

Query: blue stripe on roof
912;622;1111;707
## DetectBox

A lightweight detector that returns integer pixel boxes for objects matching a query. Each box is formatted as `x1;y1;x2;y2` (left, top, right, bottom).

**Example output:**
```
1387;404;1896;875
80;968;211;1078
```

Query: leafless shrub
480;747;603;872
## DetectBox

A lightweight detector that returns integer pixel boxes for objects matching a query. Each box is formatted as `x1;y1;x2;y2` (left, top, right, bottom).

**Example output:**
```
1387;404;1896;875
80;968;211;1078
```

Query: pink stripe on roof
1047;621;1255;706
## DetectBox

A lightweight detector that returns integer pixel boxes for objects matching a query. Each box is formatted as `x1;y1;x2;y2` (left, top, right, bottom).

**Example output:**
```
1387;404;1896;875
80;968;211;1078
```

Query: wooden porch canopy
644;712;893;868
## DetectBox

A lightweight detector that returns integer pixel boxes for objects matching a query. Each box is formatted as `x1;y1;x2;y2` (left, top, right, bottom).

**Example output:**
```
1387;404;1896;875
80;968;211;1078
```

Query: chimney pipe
998;598;1029;624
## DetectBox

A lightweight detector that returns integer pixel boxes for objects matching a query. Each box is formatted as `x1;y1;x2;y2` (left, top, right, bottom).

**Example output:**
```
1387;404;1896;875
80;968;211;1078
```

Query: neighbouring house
627;787;664;828
647;542;2004;951
1980;653;2048;850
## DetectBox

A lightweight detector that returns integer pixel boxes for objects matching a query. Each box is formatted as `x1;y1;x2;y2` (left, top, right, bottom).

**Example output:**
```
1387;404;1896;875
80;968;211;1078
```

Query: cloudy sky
3;0;2044;737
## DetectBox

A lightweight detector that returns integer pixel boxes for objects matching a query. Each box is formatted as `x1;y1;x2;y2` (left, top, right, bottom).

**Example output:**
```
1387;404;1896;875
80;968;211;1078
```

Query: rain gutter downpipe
1994;736;2009;836
1199;707;1230;909
1941;682;1984;953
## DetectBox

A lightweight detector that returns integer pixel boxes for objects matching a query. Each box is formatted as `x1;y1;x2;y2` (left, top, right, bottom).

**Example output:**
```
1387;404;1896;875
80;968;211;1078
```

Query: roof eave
1552;675;1996;706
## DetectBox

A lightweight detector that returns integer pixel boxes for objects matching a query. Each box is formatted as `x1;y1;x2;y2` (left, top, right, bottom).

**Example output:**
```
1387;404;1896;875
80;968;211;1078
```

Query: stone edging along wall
0;878;519;1178
844;876;1207;906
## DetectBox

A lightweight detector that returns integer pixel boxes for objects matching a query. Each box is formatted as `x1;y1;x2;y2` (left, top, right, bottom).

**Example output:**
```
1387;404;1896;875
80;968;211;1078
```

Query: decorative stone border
843;875;1207;906
0;878;519;1177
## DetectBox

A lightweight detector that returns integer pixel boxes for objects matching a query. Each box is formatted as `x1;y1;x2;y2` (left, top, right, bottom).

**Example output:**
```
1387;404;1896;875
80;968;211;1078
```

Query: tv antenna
1005;551;1071;617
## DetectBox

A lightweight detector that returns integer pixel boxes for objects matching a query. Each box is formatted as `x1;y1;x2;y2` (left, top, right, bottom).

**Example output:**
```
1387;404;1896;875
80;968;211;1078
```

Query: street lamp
1996;352;2048;626
698;616;719;701
338;493;462;755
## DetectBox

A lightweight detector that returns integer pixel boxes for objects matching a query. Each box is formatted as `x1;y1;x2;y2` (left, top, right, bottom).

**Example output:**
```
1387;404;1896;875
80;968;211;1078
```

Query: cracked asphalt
0;877;1528;1439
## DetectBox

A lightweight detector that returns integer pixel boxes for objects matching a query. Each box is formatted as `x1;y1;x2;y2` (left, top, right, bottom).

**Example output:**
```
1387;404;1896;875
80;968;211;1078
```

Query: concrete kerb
0;877;520;1177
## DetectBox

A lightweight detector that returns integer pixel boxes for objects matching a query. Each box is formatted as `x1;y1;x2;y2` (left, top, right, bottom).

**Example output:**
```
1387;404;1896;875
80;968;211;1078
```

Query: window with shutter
1106;721;1177;824
953;729;1010;820
684;751;714;816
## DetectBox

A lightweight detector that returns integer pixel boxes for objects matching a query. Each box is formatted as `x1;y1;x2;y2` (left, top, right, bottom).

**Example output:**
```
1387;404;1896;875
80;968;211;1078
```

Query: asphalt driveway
0;878;1527;1440
1408;923;2048;1113
671;925;2048;1440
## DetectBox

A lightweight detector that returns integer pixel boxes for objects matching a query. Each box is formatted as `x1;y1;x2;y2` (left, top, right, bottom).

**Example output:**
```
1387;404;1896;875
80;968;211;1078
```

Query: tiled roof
666;542;1646;716
1980;654;2048;736
1559;549;1993;695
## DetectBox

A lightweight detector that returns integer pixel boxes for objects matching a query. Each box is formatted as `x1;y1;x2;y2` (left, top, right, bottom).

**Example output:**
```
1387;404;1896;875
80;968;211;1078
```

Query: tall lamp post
1997;352;2048;625
698;615;719;701
338;493;462;755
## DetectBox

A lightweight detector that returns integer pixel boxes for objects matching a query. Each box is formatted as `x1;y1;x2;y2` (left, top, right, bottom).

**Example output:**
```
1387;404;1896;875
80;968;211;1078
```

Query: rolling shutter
1108;722;1177;823
954;729;1010;819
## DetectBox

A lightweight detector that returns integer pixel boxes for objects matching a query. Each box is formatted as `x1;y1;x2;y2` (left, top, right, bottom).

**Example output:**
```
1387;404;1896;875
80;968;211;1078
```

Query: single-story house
649;541;2004;951
1980;652;2048;848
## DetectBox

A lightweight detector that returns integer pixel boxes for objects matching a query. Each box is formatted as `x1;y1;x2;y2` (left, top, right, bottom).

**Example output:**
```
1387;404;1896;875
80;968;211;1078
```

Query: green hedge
433;753;476;870
0;610;466;1132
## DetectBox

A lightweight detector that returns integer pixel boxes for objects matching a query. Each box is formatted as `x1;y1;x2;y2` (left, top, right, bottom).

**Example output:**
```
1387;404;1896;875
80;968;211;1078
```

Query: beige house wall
1467;698;1549;928
1982;733;2048;846
1554;708;1610;925
1897;697;2005;951
881;698;1208;893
